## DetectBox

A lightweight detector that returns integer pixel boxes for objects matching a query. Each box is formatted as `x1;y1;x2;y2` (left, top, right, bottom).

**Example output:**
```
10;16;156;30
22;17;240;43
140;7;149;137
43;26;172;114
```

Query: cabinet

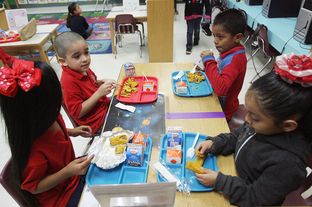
0;8;9;30
147;0;173;62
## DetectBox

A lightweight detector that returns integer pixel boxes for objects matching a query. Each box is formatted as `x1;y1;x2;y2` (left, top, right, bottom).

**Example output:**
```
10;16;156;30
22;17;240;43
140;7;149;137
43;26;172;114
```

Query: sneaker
202;23;212;36
175;10;179;15
194;41;199;46
186;48;192;55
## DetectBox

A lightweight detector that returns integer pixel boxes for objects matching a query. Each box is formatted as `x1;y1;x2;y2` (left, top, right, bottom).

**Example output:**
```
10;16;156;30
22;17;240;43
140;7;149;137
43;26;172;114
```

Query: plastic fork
186;133;200;159
190;59;202;73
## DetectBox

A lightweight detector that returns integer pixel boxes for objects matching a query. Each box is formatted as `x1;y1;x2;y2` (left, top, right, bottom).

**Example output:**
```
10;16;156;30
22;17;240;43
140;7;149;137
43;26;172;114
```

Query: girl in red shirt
0;48;93;207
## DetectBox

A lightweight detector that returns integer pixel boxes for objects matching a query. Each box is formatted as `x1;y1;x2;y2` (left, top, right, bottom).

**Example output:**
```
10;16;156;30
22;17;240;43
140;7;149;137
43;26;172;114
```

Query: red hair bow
0;59;42;97
274;54;312;87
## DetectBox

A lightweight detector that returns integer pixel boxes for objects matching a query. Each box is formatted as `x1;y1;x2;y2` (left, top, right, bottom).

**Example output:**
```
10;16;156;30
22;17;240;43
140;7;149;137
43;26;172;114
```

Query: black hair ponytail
249;72;312;143
0;62;62;206
66;2;77;28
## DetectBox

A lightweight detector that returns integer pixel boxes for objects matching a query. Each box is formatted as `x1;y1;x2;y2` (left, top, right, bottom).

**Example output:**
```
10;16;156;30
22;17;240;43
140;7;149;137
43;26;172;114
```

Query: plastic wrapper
88;129;134;169
148;160;191;195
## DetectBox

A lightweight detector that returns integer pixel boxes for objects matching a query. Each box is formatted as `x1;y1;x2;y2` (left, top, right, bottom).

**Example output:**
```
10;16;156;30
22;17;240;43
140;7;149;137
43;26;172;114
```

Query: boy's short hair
213;9;247;36
54;31;85;58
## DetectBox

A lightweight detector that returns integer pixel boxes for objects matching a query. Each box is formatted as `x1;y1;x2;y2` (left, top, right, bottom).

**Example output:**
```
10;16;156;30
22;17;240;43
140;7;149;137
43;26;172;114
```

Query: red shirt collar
62;65;88;80
219;44;245;59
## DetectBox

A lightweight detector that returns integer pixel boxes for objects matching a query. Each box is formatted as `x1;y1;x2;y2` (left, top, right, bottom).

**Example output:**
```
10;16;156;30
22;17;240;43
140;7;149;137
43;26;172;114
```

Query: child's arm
197;130;240;156
67;125;92;137
31;155;93;194
201;53;245;96
79;81;116;118
197;160;307;206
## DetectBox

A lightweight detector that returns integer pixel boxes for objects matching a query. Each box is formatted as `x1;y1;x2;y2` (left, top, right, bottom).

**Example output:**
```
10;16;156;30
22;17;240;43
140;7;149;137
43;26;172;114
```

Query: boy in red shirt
55;32;116;135
200;9;247;121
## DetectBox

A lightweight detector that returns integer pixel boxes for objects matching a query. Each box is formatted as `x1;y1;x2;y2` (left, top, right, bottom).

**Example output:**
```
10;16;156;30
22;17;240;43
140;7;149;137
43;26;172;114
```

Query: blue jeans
186;18;201;50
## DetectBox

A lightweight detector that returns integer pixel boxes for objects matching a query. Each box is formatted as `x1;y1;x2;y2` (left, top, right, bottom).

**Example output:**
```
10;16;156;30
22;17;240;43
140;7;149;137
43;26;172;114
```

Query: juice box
166;148;182;164
126;143;144;167
142;81;154;92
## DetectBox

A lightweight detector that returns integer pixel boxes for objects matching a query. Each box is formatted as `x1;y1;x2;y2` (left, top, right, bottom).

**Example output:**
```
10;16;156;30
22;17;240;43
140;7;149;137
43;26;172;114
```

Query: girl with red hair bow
0;47;94;207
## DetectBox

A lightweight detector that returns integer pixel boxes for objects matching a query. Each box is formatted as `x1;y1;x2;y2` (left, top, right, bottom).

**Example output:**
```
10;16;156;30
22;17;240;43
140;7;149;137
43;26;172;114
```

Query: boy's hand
200;50;214;58
196;168;218;186
97;81;116;96
69;126;92;137
196;140;213;154
65;155;94;176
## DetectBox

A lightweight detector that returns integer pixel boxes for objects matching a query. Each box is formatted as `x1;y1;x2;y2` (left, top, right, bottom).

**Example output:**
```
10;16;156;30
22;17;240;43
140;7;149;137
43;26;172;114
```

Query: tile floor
0;4;274;206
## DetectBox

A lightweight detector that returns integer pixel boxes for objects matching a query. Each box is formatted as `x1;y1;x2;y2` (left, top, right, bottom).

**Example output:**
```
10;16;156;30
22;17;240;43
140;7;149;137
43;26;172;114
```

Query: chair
0;159;28;207
248;24;280;83
282;154;312;206
228;104;247;132
114;14;143;58
61;103;78;128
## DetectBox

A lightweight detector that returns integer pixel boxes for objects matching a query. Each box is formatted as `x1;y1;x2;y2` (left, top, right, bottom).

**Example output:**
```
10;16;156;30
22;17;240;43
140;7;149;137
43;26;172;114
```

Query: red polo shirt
61;66;110;134
21;114;80;207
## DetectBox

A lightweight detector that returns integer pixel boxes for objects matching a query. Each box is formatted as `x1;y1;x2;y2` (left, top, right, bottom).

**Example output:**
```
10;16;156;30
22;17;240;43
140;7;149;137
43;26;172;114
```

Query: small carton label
166;148;182;164
142;81;154;92
126;143;144;167
167;132;182;148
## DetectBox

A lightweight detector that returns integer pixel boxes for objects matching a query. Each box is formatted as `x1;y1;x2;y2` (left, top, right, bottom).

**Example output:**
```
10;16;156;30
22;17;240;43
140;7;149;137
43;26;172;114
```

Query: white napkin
115;102;136;113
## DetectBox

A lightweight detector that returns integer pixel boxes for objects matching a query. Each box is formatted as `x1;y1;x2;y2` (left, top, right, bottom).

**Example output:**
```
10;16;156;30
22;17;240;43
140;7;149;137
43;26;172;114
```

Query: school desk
79;63;236;207
226;0;311;55
0;24;59;64
106;5;147;54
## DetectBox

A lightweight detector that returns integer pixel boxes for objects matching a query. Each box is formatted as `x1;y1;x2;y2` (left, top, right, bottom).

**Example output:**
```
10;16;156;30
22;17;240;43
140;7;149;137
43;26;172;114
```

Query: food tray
116;76;158;104
86;137;152;186
0;34;20;43
171;71;213;97
157;132;218;192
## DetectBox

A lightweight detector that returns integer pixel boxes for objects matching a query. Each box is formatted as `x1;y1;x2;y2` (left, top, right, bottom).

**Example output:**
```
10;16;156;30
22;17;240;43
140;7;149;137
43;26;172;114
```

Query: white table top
107;5;147;19
0;24;59;47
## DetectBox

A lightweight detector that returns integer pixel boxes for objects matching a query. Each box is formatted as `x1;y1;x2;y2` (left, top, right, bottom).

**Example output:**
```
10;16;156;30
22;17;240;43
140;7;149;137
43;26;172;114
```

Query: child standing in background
200;9;247;121
196;54;312;206
184;0;211;54
0;48;93;207
54;32;116;135
66;2;93;39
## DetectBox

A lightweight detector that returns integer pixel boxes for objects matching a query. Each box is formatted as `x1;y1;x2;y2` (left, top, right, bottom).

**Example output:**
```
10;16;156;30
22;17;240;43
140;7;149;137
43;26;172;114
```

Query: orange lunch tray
117;76;158;104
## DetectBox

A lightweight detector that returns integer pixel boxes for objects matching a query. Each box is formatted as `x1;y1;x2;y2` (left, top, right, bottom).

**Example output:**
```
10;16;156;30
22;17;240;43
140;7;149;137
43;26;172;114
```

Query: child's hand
196;140;213;154
96;79;105;86
69;126;92;137
65;155;94;176
196;65;205;72
97;81;116;96
200;50;214;58
196;168;218;186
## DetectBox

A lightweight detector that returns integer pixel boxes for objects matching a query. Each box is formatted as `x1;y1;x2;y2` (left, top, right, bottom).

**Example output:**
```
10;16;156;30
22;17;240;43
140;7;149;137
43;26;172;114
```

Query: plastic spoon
186;133;200;159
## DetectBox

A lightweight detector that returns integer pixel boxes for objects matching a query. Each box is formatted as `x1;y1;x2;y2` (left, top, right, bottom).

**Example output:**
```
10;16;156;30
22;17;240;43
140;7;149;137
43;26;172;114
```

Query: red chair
282;154;312;206
248;24;280;83
0;159;28;207
228;104;247;132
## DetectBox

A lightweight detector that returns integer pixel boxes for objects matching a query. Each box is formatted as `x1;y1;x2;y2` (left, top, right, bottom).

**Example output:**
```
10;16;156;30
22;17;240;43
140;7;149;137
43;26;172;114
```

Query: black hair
213;8;247;36
249;72;312;142
0;62;62;206
66;2;78;28
54;31;85;58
